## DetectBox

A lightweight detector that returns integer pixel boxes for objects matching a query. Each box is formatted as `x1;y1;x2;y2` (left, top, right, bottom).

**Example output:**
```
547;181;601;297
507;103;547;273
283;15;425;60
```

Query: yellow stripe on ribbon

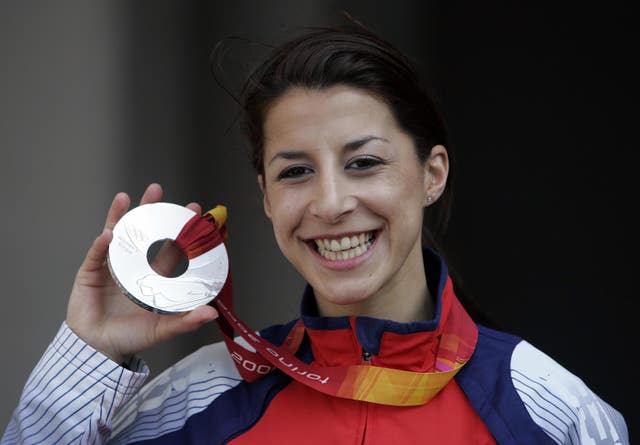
338;364;464;406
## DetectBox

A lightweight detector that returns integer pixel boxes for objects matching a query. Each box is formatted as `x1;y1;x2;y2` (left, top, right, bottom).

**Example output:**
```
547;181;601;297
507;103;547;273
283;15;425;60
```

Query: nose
308;171;357;223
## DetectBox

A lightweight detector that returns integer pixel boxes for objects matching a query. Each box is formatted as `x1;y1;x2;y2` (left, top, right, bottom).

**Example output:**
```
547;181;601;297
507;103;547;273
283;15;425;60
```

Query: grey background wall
1;0;636;440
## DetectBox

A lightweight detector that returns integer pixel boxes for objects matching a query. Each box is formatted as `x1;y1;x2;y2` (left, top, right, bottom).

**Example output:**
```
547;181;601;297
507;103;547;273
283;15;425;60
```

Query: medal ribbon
174;206;479;406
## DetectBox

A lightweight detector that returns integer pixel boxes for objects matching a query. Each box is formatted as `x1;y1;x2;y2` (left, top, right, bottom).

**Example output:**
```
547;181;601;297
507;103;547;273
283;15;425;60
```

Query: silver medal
107;202;228;313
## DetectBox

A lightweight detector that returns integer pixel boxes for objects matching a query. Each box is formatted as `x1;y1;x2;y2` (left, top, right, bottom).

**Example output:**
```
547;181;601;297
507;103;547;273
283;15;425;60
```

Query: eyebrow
267;135;389;166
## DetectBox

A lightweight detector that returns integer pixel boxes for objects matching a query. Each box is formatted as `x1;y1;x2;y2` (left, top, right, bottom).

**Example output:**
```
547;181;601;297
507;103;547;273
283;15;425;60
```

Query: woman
2;23;628;444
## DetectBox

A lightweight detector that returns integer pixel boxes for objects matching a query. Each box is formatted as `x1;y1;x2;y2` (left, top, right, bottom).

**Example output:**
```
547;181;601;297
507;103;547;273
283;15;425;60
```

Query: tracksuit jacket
2;249;629;444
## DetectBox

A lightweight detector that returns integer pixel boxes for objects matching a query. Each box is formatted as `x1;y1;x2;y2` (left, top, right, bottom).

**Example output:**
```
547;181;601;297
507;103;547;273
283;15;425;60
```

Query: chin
313;282;377;311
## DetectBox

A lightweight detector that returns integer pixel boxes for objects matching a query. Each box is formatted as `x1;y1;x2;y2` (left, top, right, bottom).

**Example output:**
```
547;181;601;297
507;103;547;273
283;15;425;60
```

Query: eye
277;165;314;180
346;155;385;171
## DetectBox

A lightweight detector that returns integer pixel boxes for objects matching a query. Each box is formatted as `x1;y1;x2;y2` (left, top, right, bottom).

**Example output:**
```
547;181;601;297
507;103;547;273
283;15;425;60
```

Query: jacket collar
299;248;458;372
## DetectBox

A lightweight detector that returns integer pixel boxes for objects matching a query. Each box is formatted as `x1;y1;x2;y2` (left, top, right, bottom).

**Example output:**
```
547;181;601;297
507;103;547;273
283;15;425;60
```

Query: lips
312;231;376;261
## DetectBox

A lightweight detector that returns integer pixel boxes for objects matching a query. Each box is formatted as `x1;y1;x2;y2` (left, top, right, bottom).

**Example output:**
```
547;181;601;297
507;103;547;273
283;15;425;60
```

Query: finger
104;192;131;231
185;202;202;214
155;305;219;341
140;183;163;205
81;228;113;273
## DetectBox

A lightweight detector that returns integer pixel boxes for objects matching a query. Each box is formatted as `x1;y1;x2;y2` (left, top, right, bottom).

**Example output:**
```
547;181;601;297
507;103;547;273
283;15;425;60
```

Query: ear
258;175;272;219
423;145;449;205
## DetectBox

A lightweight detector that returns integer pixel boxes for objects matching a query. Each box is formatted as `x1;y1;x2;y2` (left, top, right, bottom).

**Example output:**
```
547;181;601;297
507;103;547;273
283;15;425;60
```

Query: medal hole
146;239;189;278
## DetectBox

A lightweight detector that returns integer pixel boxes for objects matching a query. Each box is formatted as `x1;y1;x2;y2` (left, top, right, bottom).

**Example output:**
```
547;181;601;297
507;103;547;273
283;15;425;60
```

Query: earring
426;196;433;204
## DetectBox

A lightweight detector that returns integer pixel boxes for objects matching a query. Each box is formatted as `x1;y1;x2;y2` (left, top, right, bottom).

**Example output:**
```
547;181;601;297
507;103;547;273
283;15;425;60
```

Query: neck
317;288;432;323
315;245;434;323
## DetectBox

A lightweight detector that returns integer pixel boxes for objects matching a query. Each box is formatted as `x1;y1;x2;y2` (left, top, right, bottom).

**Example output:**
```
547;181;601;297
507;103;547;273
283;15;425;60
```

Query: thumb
81;229;112;272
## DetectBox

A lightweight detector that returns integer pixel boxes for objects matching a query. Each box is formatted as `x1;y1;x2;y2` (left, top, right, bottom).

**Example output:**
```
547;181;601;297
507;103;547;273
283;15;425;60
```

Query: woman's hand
66;183;219;364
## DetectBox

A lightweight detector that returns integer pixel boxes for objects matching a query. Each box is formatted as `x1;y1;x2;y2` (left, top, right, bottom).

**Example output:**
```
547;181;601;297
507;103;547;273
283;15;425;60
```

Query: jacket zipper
361;350;371;444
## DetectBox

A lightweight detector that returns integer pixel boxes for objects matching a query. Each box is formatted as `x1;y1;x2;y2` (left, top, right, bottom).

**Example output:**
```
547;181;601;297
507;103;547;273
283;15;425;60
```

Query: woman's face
259;85;447;318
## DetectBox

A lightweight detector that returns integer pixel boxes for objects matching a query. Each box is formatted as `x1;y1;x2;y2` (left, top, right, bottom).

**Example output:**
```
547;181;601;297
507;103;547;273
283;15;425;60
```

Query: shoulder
457;326;628;444
109;340;243;443
107;320;300;444
510;340;628;444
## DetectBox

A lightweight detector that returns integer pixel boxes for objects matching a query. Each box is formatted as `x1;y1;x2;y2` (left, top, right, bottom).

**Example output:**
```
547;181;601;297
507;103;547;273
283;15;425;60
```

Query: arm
1;323;148;445
108;340;242;443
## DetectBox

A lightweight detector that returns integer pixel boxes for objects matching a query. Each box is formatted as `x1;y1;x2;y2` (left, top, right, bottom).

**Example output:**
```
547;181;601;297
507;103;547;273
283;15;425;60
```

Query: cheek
366;170;425;209
267;193;302;237
361;172;426;239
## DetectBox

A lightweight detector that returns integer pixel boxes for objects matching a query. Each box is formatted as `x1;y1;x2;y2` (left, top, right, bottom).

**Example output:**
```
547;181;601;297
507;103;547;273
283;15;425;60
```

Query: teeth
314;231;375;261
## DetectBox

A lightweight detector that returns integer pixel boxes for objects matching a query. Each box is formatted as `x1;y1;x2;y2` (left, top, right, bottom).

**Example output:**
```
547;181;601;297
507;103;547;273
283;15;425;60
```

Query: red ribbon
174;213;224;260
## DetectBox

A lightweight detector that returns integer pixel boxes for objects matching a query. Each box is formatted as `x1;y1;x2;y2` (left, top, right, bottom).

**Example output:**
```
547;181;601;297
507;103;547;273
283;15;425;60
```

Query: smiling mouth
312;231;376;261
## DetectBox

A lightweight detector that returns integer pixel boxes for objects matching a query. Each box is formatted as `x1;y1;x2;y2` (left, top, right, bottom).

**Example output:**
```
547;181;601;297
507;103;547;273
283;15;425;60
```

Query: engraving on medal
137;274;224;311
125;222;148;254
117;236;135;256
